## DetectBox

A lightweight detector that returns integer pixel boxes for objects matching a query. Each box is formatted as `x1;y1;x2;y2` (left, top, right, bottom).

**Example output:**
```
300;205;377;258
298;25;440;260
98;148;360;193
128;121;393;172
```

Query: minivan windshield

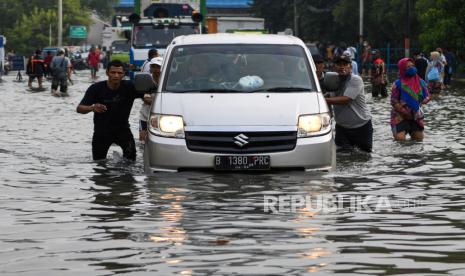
111;40;130;52
132;25;197;48
164;44;316;92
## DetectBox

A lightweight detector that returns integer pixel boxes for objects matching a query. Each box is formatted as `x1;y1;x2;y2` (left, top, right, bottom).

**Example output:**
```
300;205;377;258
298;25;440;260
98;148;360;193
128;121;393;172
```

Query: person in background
325;54;373;153
64;48;74;85
138;48;160;142
426;51;444;95
346;46;357;63
87;46;100;81
333;42;347;58
101;46;108;69
76;60;144;161
140;48;159;73
390;58;430;141
3;49;15;74
50;49;70;96
0;46;4;78
95;45;101;61
414;52;428;81
370;50;388;97
326;44;335;63
26;49;45;90
7;49;16;64
361;41;372;78
443;48;455;88
312;54;325;83
436;47;447;67
139;57;163;142
43;51;53;78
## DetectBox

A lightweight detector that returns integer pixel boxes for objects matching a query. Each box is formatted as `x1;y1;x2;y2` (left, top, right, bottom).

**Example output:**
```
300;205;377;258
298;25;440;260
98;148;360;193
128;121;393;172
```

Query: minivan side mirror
135;73;157;93
323;72;340;91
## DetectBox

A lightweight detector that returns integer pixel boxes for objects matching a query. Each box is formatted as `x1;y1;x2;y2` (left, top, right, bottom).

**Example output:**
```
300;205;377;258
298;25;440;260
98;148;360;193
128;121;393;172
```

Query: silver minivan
141;34;334;172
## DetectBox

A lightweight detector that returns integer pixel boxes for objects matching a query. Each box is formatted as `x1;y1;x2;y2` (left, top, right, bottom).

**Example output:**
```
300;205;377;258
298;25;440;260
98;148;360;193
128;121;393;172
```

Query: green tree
3;0;90;54
416;0;465;58
252;0;339;42
298;0;340;43
251;0;294;34
5;8;57;54
80;0;119;18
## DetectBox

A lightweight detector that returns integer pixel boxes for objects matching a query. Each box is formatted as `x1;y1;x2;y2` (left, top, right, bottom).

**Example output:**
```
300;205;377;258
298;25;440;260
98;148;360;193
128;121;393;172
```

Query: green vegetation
252;0;464;70
111;53;130;63
0;0;116;54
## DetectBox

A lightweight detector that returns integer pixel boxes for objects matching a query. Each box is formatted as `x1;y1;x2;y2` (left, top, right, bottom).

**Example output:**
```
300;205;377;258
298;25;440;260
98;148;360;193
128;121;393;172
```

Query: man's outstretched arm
77;103;107;114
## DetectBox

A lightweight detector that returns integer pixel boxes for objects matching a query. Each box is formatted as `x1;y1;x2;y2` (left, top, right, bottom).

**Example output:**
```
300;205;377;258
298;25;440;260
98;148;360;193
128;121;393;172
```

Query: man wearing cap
139;56;163;142
140;48;159;73
343;50;359;76
325;54;373;153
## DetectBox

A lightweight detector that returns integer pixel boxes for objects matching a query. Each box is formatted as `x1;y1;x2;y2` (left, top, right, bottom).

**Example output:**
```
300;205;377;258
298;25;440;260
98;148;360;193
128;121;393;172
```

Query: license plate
214;155;270;170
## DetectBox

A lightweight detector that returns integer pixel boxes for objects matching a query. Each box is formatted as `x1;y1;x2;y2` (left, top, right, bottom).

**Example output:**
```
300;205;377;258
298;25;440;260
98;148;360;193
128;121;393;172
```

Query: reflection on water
1;72;465;275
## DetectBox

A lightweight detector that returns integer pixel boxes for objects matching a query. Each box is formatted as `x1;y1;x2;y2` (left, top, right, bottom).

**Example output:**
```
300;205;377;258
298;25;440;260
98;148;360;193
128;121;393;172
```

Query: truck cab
128;3;202;79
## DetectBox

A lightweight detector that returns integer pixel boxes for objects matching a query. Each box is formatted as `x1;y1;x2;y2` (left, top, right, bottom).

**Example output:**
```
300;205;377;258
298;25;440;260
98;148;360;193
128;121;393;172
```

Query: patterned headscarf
397;58;427;112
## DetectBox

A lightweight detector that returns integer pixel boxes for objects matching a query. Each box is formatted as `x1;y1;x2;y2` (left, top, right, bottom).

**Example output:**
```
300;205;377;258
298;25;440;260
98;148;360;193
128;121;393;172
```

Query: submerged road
1;70;465;275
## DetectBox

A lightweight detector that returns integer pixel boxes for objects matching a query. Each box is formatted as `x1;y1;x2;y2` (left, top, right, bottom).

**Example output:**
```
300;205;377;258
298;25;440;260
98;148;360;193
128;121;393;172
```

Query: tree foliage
0;0;115;54
5;8;57;54
80;0;119;18
416;0;465;57
252;0;463;67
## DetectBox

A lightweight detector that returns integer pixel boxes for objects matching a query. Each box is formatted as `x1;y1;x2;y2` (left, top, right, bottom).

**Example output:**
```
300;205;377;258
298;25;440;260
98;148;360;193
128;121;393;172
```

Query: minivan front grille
185;131;297;154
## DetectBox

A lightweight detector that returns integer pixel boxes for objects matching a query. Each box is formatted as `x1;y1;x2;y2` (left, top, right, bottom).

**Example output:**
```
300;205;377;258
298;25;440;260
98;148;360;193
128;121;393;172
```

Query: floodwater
1;70;465;276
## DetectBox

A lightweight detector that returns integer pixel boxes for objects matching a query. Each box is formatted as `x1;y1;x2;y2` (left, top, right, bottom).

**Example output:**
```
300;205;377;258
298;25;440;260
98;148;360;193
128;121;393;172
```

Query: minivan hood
158;92;321;126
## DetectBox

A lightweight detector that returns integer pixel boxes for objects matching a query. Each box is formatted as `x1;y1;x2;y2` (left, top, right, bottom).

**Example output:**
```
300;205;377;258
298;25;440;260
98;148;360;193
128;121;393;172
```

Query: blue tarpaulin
116;0;134;8
207;0;252;8
115;0;252;8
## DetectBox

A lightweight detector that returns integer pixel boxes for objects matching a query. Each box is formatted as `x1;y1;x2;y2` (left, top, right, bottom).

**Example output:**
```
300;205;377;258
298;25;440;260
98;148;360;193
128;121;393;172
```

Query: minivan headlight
149;114;185;138
297;113;331;137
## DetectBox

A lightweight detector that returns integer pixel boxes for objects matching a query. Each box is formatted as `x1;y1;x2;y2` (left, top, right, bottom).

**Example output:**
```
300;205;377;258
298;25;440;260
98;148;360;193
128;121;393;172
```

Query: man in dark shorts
76;60;143;161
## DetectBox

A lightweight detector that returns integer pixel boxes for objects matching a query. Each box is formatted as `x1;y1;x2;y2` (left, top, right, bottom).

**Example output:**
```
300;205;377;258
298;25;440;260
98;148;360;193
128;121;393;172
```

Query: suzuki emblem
234;134;249;147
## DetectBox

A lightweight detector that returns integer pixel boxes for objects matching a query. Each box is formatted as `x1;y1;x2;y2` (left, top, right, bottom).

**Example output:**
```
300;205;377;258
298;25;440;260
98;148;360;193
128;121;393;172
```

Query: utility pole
405;0;411;57
58;0;62;47
359;0;363;47
49;24;52;46
359;0;364;68
293;0;299;37
200;0;207;34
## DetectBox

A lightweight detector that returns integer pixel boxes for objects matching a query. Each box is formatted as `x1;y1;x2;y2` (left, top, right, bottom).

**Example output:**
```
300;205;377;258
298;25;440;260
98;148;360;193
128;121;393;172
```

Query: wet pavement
1;70;465;275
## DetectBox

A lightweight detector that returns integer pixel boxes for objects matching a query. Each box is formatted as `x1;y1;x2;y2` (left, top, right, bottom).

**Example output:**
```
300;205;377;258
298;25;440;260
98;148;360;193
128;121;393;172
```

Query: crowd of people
315;41;456;96
2;45;111;95
314;41;457;152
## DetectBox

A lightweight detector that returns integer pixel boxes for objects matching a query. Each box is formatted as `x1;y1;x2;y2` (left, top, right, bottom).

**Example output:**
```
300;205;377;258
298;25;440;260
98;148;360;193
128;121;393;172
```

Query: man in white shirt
140;48;158;73
139;56;163;142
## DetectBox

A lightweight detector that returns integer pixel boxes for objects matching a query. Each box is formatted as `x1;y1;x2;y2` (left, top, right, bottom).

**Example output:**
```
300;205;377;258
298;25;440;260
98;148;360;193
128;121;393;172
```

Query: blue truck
128;0;203;79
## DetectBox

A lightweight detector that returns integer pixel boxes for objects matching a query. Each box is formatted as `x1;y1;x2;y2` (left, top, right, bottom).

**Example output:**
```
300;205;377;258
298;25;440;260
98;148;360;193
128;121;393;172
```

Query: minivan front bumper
144;130;334;173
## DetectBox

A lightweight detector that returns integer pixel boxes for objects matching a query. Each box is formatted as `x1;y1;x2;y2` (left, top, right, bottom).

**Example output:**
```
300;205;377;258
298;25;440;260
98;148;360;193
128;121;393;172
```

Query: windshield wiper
175;88;242;93
199;88;242;92
264;87;312;92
